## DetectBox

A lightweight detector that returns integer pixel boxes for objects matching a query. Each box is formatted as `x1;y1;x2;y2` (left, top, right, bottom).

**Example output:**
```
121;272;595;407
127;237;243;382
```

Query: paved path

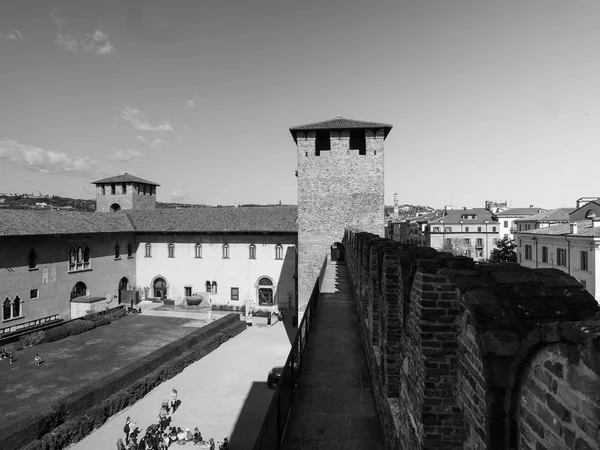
282;262;385;450
69;315;291;450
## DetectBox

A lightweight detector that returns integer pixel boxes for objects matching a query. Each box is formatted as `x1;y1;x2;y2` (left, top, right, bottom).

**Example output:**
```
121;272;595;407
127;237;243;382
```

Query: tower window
28;248;37;269
211;281;218;294
195;243;202;258
168;244;175;258
127;243;133;258
3;298;11;320
114;243;121;259
249;244;256;260
349;130;366;155
275;244;283;260
222;244;229;259
12;296;21;318
111;183;116;195
315;130;330;156
122;182;127;194
145;243;152;258
206;281;211;292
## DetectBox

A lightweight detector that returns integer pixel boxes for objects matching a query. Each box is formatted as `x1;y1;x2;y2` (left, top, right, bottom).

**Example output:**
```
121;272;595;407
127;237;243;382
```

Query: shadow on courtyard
228;381;272;450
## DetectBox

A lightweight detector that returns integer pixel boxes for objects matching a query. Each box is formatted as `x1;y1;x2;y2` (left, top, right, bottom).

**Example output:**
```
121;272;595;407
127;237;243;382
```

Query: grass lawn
0;315;202;427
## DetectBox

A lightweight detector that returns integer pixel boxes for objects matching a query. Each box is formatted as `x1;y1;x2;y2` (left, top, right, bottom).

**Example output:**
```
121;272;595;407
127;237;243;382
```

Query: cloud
118;106;175;133
0;30;23;41
174;135;184;142
51;8;116;55
185;99;196;110
169;183;191;203
136;135;148;145
112;149;145;163
0;138;97;175
150;138;166;147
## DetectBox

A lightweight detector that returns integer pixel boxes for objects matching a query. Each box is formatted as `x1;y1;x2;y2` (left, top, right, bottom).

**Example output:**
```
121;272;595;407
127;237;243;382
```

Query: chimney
570;222;578;234
463;206;467;210
529;204;533;208
593;218;600;228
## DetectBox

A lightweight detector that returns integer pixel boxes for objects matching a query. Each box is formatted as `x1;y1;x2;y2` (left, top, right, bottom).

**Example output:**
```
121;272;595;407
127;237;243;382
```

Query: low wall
343;228;600;450
1;314;245;450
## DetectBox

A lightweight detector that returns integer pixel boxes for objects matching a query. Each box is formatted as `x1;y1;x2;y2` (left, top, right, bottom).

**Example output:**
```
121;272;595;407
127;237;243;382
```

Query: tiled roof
0;210;135;236
91;173;160;186
520;220;600;237
429;208;495;224
514;208;573;223
0;206;298;236
127;206;298;233
494;207;546;216
289;116;392;140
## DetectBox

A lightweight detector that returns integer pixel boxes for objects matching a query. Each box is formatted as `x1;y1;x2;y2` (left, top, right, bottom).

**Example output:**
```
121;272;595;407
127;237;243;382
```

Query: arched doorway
70;281;87;300
257;277;274;306
110;203;121;212
153;277;167;299
118;277;129;304
331;242;345;262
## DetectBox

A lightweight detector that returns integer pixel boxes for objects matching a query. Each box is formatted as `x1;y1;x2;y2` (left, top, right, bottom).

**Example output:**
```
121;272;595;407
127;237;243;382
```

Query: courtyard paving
68;312;292;450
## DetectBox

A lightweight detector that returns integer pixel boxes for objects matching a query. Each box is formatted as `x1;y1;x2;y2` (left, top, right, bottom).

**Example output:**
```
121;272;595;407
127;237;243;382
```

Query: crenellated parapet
343;228;600;450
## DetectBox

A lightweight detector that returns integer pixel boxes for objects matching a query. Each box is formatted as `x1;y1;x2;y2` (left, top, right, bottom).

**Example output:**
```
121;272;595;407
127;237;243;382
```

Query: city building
427;208;500;261
493;206;546;240
0;174;297;334
513;207;572;233
387;211;438;246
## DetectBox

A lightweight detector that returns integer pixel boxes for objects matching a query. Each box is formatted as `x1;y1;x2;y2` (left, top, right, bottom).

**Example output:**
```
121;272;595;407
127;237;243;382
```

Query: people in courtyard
208;438;215;450
176;427;186;441
168;388;179;412
185;428;193;441
193;427;203;444
219;437;230;450
34;353;43;366
117;437;126;450
124;417;133;444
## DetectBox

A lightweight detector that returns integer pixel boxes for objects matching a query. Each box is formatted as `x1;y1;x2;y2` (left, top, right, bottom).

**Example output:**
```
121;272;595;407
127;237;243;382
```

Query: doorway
118;277;129;304
331;242;345;262
153;277;167;299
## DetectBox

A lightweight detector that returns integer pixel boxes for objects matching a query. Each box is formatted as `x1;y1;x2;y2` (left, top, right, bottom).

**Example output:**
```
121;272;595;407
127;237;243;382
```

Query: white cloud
118;106;175;133
0;30;23;41
169;183;192;203
185;99;196;110
136;135;148;145
112;149;145;163
174;135;184;142
0;138;97;175
150;138;166;147
51;8;116;56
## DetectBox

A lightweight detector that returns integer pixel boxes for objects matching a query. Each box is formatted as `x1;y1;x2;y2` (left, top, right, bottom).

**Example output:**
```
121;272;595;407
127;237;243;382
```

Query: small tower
91;173;160;212
290;116;393;319
393;192;399;218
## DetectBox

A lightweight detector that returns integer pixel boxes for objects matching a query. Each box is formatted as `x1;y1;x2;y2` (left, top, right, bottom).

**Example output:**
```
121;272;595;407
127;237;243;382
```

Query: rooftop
289;116;392;141
494;207;546;216
429;208;495;224
0;206;298;236
514;207;573;223
91;173;160;186
520;219;600;237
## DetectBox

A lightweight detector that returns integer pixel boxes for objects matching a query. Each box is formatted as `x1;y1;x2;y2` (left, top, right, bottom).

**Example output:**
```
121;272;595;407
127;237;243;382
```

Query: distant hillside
385;204;437;219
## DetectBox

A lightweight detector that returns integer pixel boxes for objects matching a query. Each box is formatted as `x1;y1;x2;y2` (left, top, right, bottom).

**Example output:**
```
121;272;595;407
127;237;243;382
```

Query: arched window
195;243;202;258
77;247;83;263
70;282;87;300
12;296;21;317
257;277;274;306
275;244;283;260
69;247;76;271
83;246;91;268
153;278;167;299
586;210;596;219
168;244;175;258
114;243;121;259
212;281;218;294
206;281;211;292
145;243;152;257
127;243;133;258
249;244;256;260
3;298;11;320
222;244;229;259
28;248;37;269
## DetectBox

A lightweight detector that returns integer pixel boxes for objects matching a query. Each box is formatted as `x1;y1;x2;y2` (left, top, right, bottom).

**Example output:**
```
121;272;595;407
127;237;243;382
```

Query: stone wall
343;228;600;450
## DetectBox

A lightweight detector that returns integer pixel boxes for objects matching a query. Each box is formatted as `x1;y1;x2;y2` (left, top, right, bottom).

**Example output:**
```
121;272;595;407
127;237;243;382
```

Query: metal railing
253;277;321;450
0;314;60;335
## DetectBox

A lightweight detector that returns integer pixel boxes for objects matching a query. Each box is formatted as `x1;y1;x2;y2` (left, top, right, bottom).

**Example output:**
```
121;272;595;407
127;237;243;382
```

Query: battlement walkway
282;262;385;449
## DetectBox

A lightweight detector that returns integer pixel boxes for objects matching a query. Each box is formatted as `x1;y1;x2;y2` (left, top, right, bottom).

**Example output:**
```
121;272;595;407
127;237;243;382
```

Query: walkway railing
252;276;321;450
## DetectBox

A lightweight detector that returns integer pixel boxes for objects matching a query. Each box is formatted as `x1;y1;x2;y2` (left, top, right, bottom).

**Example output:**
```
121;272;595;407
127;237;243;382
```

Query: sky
1;1;600;209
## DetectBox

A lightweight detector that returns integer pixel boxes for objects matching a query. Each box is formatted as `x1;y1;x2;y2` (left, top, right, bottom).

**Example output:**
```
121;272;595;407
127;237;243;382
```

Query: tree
489;236;517;263
442;237;472;257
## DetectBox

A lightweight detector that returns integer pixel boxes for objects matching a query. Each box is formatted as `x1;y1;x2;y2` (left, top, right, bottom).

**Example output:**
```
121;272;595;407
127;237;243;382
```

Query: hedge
43;326;70;343
1;314;246;450
63;320;95;336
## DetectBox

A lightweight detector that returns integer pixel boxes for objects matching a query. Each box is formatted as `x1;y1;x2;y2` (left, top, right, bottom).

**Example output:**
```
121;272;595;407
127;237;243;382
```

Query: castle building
0;174;297;334
289;116;392;319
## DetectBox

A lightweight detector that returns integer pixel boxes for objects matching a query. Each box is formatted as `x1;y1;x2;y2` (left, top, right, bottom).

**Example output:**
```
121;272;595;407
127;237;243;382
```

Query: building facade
290;116;392;319
427;208;500;261
492;207;546;240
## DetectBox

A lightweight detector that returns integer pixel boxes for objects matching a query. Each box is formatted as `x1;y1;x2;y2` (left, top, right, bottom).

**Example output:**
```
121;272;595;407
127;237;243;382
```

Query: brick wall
96;183;156;212
343;228;600;450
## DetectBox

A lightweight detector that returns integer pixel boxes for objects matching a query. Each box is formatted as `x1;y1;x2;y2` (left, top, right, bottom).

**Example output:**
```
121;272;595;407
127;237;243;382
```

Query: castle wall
343;228;600;450
296;129;385;319
95;183;156;212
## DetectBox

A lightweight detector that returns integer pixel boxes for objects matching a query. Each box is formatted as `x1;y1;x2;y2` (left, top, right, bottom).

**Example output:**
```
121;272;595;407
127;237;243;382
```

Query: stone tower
290;116;393;319
92;173;160;212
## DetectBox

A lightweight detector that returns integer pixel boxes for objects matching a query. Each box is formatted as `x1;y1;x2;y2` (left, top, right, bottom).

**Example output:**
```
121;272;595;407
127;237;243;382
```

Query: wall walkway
282;261;385;449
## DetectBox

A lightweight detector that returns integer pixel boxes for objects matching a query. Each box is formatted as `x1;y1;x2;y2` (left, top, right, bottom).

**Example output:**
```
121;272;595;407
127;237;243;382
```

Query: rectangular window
433;227;440;232
145;243;152;258
184;286;192;297
231;287;239;301
476;238;483;247
542;247;548;263
444;227;451;232
122;182;127;194
525;245;532;260
580;251;588;271
465;227;470;232
557;248;567;267
519;224;522;231
30;289;39;299
464;250;471;257
581;279;587;290
504;221;508;227
476;250;483;257
492;226;497;232
477;227;482;232
111;183;116;195
168;244;175;258
464;238;471;245
446;238;451;247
